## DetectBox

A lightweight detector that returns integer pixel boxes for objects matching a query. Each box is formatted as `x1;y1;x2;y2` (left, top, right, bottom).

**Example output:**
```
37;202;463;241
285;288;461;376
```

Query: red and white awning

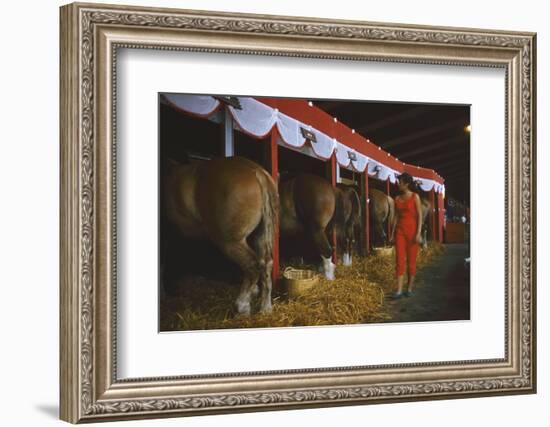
162;94;446;194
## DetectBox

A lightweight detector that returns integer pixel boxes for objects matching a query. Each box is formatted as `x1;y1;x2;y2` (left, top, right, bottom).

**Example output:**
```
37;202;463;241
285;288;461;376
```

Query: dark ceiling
312;100;470;205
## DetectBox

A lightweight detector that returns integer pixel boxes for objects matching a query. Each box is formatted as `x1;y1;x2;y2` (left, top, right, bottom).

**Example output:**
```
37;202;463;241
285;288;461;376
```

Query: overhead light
465;124;471;133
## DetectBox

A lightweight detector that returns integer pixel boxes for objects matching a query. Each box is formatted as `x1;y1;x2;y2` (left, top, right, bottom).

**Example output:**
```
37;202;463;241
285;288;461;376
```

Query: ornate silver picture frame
60;2;536;423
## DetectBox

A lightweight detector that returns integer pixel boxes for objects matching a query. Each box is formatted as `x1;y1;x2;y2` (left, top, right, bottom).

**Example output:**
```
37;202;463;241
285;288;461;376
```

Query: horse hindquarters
166;157;277;316
202;159;277;315
279;174;336;280
247;169;278;313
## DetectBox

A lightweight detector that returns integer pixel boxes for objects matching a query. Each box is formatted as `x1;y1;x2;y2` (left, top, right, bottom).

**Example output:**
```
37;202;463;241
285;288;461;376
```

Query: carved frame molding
60;2;536;423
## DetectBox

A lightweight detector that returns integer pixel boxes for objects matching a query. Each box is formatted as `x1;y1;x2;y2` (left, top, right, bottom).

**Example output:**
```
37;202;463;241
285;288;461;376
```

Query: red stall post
266;127;280;283
327;154;338;263
438;191;444;243
363;172;370;255
429;188;436;241
386;177;392;239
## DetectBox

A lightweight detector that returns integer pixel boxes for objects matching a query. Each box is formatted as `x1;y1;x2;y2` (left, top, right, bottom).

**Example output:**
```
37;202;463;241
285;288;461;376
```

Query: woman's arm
414;193;423;241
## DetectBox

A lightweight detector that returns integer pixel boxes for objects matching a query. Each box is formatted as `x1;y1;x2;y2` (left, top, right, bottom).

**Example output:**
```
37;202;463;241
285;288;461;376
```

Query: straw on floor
160;241;446;331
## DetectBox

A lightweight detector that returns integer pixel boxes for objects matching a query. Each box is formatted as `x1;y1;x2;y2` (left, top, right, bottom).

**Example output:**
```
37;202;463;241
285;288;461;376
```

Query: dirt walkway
386;243;470;323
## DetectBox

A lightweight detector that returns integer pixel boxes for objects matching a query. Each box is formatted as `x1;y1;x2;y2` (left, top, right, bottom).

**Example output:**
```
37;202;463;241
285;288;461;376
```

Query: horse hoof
321;256;336;280
260;302;273;314
324;265;336;280
235;300;251;316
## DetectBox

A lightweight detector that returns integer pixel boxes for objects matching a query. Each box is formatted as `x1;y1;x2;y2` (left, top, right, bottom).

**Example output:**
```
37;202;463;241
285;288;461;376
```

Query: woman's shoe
404;290;414;297
391;292;403;300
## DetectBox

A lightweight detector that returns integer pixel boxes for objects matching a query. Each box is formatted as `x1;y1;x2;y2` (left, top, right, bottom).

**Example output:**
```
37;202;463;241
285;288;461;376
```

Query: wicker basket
372;246;394;256
282;267;319;298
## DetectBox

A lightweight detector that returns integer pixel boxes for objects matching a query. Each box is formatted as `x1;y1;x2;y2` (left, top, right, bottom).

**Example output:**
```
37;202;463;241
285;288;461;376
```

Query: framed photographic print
60;2;537;423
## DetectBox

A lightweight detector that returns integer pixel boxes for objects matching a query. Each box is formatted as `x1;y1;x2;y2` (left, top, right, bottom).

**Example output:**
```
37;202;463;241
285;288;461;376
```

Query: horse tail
254;169;279;263
351;188;361;224
332;188;347;234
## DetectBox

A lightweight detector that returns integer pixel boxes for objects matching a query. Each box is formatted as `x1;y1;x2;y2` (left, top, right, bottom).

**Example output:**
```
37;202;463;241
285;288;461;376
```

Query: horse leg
249;228;273;314
422;227;428;248
344;242;352;266
375;222;386;247
342;251;350;266
342;226;353;266
310;227;335;280
257;257;273;313
217;240;261;316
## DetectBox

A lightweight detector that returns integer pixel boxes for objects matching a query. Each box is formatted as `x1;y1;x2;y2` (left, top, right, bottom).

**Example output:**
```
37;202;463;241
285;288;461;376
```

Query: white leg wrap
235;296;251;316
342;252;352;266
260;298;273;313
321;255;336;280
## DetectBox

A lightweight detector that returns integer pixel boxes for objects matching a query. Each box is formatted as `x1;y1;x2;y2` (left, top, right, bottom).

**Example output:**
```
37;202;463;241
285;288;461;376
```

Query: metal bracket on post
222;107;234;157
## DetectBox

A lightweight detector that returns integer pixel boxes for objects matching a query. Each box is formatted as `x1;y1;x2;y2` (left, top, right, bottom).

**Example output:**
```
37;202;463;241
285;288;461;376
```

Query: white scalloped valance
308;130;337;160
367;159;399;184
162;94;220;116
231;102;337;160
414;178;445;194
275;111;306;150
335;142;369;173
228;97;278;138
162;94;445;193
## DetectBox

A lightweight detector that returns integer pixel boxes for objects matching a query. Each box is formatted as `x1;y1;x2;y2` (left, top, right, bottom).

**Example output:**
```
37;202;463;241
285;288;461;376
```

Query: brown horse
369;188;395;247
279;174;336;280
418;195;432;248
163;156;278;315
335;184;361;266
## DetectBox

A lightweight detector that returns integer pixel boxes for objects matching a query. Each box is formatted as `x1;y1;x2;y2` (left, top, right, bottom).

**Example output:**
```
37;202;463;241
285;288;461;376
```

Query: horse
418;195;432;248
162;156;278;316
279;173;337;280
369;188;395;247
335;184;361;266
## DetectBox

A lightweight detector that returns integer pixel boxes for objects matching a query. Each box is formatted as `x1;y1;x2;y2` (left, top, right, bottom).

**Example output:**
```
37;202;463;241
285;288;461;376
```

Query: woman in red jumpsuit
389;172;423;299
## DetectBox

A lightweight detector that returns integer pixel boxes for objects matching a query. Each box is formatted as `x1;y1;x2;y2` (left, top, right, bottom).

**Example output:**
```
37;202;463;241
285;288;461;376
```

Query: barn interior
313;100;470;207
159;94;470;328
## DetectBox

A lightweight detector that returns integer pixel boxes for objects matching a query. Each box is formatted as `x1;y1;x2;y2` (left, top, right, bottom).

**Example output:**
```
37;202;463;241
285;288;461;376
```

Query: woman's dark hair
397;172;421;192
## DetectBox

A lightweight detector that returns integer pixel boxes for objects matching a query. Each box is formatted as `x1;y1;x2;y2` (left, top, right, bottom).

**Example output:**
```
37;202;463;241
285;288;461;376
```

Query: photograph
159;93;470;332
57;2;536;422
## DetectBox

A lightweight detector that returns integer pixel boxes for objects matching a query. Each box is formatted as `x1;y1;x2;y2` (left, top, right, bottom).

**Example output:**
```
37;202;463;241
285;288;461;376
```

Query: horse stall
276;144;334;267
159;94;447;330
159;99;241;292
367;175;395;248
159;96;279;311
